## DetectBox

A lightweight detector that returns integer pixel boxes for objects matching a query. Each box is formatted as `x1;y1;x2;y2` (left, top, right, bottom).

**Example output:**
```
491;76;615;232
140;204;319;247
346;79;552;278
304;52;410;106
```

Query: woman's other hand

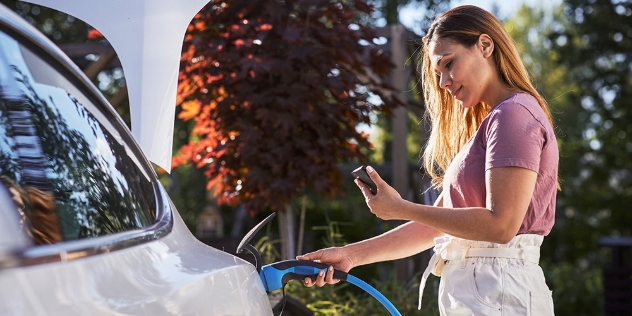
296;247;354;287
357;166;405;221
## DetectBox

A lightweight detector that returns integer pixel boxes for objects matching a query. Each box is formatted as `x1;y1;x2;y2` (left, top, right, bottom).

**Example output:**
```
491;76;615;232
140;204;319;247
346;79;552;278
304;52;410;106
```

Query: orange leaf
178;100;201;121
87;29;103;40
206;73;224;84
195;21;206;31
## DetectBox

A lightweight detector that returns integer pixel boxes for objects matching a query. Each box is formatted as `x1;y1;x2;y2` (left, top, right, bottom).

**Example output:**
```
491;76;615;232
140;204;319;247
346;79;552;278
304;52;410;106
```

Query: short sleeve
484;103;547;173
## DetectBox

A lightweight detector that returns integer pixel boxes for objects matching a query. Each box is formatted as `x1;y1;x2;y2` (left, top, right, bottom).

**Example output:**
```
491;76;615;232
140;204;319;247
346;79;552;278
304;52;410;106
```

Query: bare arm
300;166;535;288
343;196;444;267
298;194;444;287
363;166;536;244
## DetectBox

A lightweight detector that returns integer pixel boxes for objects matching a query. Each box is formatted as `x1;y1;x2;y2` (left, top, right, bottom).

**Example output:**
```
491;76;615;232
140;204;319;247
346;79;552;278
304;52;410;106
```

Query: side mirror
0;180;31;259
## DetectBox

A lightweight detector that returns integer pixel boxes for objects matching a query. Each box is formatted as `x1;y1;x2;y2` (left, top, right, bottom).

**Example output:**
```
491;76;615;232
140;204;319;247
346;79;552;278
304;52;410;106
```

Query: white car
0;3;273;315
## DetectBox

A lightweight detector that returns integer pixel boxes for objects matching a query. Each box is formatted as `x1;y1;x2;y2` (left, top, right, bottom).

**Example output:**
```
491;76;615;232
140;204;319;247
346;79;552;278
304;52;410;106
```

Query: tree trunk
391;24;409;199
278;204;296;260
384;0;399;25
296;195;307;256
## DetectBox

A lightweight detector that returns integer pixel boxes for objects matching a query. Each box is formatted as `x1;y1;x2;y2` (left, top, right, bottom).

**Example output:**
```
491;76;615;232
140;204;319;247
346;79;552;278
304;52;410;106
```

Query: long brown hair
420;5;555;189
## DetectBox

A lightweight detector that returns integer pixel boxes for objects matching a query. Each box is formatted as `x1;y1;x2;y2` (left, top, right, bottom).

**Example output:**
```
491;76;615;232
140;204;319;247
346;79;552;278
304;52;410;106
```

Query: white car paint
0;205;271;315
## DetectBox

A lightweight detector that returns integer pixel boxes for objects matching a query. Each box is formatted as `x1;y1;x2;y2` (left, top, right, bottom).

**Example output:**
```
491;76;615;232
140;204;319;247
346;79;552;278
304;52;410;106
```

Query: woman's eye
445;61;452;69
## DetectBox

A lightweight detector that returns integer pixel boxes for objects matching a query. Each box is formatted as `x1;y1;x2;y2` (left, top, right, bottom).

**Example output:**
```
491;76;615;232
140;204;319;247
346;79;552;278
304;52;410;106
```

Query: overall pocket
530;291;554;316
469;262;502;309
439;261;502;315
467;262;502;314
502;266;553;316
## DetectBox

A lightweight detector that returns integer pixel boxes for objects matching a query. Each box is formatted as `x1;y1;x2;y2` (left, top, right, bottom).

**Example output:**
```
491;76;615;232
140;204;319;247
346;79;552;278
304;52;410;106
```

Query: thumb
297;250;321;261
366;166;384;187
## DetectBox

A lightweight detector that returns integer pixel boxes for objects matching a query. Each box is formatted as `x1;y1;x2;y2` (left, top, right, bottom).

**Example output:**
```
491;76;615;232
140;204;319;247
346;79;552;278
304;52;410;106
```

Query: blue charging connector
260;260;402;316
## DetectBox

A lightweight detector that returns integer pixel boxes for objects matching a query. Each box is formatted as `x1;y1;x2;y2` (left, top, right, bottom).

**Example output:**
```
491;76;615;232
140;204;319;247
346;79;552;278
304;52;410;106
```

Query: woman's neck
482;76;520;107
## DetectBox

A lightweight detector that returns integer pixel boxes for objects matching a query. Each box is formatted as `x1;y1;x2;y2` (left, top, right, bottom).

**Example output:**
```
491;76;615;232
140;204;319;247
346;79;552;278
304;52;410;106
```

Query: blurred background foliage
3;0;631;314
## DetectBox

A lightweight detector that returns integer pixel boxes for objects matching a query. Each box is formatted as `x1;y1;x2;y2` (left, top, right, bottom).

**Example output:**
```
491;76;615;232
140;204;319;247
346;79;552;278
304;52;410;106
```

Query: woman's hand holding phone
351;165;378;195
352;165;406;220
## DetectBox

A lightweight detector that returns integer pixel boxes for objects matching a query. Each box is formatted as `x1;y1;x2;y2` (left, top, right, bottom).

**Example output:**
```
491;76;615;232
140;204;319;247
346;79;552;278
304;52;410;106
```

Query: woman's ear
478;34;494;58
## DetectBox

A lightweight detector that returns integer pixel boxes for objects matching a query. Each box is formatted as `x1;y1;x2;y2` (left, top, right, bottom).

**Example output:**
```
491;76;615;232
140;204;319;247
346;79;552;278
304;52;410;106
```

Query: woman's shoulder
489;92;547;125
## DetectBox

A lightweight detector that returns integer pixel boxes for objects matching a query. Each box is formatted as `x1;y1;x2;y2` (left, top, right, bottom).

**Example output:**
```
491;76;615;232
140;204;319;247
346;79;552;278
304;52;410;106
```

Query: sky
399;0;562;34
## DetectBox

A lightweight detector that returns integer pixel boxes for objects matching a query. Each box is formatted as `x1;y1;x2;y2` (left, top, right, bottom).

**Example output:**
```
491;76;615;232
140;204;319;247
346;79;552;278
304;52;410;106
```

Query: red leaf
87;29;103;40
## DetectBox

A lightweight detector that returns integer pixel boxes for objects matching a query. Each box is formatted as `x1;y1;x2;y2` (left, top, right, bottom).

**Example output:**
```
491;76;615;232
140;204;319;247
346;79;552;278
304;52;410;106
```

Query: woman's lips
452;87;462;99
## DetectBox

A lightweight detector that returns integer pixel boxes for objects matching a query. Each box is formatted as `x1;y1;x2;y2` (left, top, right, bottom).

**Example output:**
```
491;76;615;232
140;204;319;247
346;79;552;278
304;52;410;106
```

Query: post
278;205;296;260
598;236;632;315
390;24;408;198
390;24;411;283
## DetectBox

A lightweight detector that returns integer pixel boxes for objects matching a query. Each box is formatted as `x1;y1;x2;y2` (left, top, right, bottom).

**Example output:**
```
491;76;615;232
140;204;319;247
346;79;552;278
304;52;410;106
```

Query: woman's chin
459;100;475;109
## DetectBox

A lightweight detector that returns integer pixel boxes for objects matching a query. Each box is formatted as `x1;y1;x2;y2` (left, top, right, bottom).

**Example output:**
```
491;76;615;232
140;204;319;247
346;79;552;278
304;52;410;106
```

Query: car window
0;30;156;245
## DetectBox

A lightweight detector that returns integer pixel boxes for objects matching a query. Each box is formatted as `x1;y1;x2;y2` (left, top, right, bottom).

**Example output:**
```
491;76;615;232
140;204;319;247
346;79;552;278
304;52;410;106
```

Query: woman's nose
439;73;451;89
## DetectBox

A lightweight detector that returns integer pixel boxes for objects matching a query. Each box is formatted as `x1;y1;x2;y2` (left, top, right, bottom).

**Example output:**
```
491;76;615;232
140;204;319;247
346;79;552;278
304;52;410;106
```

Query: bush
542;261;603;316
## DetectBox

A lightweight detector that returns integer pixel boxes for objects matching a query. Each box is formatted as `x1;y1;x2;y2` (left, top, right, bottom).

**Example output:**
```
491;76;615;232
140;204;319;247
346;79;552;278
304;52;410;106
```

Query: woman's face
429;36;496;108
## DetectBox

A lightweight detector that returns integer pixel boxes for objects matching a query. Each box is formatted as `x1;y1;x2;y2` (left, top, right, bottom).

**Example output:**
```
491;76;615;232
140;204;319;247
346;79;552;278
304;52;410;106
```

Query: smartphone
351;165;377;195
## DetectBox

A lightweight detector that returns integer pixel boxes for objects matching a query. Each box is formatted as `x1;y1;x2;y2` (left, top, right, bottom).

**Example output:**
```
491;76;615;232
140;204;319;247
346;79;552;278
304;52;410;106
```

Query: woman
297;5;558;315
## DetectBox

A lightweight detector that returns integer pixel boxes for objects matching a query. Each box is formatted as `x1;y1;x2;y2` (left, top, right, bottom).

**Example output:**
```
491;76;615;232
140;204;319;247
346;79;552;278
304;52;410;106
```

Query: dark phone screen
351;166;377;194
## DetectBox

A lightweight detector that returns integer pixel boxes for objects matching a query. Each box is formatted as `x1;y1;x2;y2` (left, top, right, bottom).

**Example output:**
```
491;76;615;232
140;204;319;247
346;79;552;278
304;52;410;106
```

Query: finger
296;253;312;261
365;166;384;188
325;266;339;284
303;277;315;288
315;269;326;287
296;250;321;261
354;179;373;198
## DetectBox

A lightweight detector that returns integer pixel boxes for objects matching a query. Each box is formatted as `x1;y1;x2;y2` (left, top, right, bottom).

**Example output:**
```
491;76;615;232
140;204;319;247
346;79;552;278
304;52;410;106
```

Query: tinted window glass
0;30;156;244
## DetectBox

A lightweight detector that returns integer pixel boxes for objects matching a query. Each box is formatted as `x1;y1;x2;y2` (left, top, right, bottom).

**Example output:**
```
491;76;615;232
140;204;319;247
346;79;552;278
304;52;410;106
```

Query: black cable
277;285;287;316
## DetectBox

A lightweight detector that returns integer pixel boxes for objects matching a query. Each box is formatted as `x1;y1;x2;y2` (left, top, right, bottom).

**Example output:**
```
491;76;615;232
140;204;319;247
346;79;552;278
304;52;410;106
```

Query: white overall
418;234;554;315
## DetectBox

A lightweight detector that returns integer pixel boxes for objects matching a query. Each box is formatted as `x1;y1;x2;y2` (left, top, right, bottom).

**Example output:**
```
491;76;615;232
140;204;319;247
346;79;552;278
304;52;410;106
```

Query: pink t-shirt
442;92;559;236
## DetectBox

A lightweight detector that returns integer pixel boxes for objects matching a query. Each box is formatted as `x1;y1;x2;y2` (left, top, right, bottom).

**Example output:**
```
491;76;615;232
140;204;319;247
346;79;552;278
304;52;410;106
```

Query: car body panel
0;208;271;315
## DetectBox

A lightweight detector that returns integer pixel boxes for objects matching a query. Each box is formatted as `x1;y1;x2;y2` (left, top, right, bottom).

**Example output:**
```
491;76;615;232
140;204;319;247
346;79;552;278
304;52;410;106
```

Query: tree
175;0;403;217
547;0;632;261
0;0;89;44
